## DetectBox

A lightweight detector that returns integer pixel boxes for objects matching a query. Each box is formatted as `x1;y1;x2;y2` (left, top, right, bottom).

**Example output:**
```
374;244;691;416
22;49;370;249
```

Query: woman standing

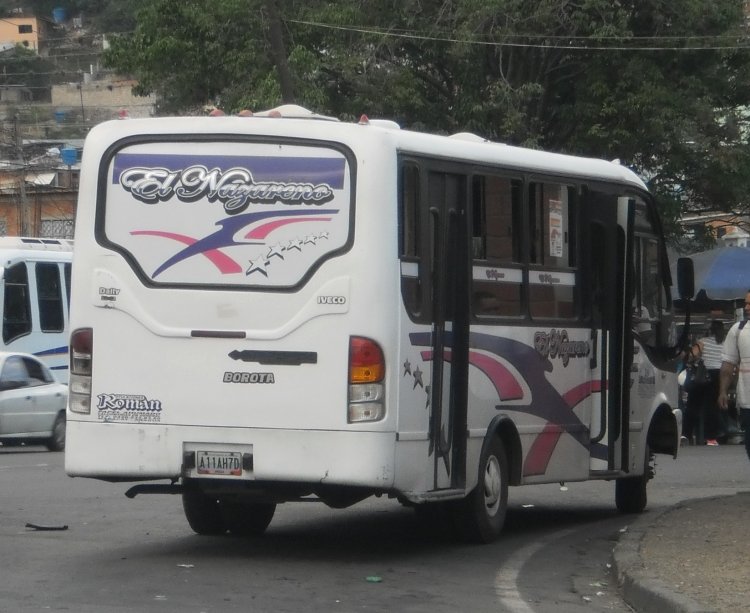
691;320;726;445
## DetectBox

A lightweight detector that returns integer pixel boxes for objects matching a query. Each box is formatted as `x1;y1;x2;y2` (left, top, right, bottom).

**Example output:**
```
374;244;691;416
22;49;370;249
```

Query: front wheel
453;436;509;543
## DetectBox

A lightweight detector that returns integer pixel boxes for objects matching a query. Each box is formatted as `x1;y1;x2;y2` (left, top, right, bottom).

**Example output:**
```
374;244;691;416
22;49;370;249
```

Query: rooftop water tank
60;146;77;166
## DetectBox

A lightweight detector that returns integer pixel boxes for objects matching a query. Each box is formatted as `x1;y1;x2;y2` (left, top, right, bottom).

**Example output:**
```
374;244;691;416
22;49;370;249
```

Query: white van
0;237;73;382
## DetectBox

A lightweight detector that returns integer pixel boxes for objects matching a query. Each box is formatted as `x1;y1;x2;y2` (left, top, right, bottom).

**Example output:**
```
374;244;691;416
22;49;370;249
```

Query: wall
0;17;41;51
51;79;156;120
0;171;77;238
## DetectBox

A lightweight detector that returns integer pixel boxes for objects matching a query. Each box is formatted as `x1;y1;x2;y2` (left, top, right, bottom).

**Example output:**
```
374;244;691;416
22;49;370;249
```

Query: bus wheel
221;501;276;537
455;436;508;543
615;445;652;514
46;413;66;451
182;486;227;535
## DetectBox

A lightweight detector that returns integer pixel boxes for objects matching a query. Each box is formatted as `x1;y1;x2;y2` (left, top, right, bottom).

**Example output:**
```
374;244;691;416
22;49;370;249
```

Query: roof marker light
208;108;225;116
358;114;369;125
237;109;253;117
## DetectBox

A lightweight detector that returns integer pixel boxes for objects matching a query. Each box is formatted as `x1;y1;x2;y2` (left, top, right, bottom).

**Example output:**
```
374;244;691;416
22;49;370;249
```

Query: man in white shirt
718;291;750;461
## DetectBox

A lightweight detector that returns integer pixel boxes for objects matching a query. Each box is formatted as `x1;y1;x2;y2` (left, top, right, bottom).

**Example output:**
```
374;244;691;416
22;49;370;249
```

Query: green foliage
0;45;55;101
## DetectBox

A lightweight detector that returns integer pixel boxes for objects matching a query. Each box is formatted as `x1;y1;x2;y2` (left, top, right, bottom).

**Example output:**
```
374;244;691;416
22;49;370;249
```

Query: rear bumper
64;420;396;489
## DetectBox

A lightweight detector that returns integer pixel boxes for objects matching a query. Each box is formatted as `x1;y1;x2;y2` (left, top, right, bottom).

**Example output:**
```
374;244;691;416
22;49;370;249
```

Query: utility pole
14;114;30;237
77;70;85;125
264;0;295;103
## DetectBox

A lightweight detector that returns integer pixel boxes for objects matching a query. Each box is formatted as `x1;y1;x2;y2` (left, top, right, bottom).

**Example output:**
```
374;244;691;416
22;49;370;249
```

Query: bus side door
585;191;634;473
425;170;470;491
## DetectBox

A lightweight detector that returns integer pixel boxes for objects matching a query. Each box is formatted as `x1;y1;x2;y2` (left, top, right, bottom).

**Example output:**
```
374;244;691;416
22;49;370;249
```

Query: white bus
65;105;688;542
0;236;73;382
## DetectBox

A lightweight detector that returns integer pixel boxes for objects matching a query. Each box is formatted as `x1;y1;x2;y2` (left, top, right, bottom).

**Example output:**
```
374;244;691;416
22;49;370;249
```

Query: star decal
403;359;412;376
266;242;286;260
246;254;271;277
412;366;424;389
286;238;303;252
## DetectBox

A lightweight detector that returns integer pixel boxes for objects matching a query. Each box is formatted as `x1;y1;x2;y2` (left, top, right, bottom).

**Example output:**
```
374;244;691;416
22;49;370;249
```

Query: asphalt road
0;444;745;612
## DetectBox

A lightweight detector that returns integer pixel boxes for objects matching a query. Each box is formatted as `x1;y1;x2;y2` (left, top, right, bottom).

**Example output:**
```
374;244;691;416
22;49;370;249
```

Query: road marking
0;463;49;470
495;528;576;612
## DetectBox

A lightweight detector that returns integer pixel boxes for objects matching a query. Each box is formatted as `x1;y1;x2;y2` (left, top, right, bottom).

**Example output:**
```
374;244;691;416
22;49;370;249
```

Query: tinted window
471;175;523;317
1;355;29;386
23;356;53;385
399;163;422;317
36;263;64;332
3;263;31;343
529;182;578;320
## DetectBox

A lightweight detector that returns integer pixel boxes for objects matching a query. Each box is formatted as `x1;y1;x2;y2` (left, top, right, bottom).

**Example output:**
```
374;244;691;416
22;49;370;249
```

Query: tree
0;45;55;101
102;0;750;245
102;0;305;113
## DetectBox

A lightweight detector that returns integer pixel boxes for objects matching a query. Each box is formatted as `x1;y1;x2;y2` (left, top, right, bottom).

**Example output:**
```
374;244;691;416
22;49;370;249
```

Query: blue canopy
671;246;750;301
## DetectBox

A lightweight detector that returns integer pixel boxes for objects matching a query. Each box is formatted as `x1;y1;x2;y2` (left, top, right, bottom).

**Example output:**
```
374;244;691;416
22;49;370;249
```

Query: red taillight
70;327;92;375
69;328;93;414
349;337;384;383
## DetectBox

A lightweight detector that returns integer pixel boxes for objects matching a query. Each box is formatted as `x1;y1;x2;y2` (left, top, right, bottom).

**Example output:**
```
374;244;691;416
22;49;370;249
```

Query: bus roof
0;237;73;268
0;237;73;252
83;106;648;191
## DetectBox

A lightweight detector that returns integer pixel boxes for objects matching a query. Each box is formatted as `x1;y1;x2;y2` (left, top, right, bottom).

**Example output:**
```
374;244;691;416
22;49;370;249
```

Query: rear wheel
221;500;276;536
615;445;652;514
182;486;227;535
454;436;508;543
46;413;66;451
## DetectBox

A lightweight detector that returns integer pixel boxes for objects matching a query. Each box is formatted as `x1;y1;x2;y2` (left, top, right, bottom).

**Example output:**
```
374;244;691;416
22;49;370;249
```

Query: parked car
0;352;67;451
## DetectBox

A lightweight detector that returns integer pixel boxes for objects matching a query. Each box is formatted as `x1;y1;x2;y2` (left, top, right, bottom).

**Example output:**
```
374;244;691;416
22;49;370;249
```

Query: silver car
0;352;67;451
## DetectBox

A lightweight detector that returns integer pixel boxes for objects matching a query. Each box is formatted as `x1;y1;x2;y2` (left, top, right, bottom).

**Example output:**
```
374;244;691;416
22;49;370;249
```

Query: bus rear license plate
196;451;242;476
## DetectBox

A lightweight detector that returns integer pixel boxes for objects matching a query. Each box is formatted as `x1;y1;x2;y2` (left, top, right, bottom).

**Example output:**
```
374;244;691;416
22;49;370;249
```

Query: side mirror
676;257;694;300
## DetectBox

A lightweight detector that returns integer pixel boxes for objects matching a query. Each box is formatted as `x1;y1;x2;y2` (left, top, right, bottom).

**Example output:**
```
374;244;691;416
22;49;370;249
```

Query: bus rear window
102;140;354;289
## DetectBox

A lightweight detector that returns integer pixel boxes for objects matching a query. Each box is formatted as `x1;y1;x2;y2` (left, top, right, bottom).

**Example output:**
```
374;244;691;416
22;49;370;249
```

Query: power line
288;19;750;52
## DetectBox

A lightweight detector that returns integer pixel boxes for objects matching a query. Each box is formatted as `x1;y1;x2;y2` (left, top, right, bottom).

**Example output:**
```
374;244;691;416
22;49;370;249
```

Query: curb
612;506;718;613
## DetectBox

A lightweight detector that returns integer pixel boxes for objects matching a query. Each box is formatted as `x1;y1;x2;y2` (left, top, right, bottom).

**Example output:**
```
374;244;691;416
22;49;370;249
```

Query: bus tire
615;445;652;514
221;501;276;537
455;436;508;543
182;486;227;535
46;412;66;451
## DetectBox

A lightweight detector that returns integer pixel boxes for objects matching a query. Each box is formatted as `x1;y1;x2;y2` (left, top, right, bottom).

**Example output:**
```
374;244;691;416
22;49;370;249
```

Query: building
0;143;79;238
0;14;51;52
680;212;750;249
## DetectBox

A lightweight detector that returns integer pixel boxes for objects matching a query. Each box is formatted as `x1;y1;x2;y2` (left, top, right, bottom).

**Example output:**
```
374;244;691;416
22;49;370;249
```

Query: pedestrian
688;321;725;445
719;292;750;462
676;346;692;446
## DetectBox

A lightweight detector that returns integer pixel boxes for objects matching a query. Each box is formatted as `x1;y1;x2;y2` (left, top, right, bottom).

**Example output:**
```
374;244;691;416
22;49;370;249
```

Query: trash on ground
25;522;68;531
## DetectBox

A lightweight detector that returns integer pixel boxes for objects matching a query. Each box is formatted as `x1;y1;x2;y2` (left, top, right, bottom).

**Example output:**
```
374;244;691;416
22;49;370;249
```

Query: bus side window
36;262;64;332
528;183;577;320
399;163;422;317
3;263;31;344
471;175;523;317
631;198;668;345
632;235;662;343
